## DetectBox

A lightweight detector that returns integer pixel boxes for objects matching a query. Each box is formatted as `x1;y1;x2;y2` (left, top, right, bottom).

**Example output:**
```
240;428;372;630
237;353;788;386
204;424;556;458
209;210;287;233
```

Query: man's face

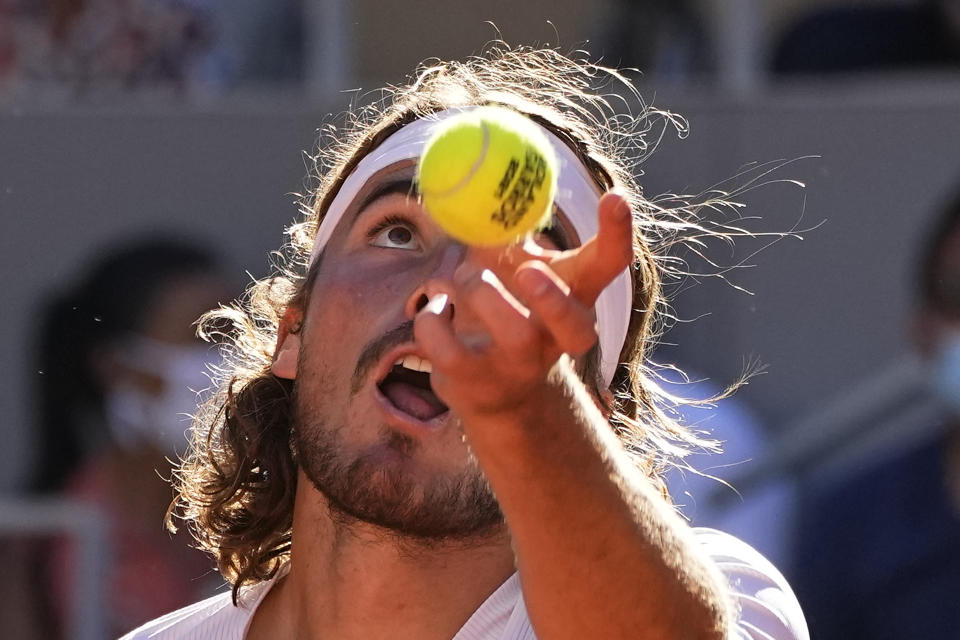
285;161;572;540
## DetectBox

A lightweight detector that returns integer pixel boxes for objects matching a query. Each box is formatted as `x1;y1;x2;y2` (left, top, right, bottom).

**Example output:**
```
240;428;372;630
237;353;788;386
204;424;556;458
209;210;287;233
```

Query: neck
248;470;516;640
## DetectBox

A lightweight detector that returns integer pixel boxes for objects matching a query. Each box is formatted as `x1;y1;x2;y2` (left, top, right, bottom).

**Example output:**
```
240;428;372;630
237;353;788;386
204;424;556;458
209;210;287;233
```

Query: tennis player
123;45;807;640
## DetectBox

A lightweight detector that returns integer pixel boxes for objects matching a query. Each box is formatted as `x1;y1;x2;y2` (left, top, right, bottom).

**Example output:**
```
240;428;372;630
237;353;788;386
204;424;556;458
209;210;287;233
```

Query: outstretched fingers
554;189;635;306
514;261;598;357
414;189;633;404
457;269;544;370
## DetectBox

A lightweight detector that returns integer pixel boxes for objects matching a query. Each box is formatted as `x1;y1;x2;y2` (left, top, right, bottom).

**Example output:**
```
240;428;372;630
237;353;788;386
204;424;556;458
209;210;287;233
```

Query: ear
582;374;616;419
272;307;303;380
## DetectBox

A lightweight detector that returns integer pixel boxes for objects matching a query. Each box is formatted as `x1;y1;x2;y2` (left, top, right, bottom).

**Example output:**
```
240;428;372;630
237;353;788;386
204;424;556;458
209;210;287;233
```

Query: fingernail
518;267;549;297
423;293;448;315
480;269;499;287
606;187;631;217
609;185;629;199
522;234;545;256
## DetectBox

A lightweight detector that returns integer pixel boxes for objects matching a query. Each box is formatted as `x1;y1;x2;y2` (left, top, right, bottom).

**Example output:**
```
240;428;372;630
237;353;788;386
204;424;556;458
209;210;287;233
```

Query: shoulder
694;528;809;640
118;589;252;640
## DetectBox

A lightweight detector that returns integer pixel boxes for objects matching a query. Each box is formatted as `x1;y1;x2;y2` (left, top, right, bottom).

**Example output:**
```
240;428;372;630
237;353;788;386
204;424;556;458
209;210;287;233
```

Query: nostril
415;293;455;320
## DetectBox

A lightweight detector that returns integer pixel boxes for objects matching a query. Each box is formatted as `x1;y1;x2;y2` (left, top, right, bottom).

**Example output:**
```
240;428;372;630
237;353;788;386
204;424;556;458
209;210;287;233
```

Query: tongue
381;381;448;421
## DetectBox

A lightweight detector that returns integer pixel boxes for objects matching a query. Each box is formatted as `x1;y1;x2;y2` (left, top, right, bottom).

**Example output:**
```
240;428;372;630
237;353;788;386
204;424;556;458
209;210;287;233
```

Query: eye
368;216;421;251
532;223;568;251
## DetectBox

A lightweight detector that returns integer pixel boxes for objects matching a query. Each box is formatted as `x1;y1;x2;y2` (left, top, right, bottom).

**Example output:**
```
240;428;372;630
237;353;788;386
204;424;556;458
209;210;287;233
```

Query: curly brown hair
170;43;758;604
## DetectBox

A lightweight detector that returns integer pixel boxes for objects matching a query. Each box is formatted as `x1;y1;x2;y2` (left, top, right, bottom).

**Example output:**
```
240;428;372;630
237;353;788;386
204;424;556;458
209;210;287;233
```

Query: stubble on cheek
289;317;504;540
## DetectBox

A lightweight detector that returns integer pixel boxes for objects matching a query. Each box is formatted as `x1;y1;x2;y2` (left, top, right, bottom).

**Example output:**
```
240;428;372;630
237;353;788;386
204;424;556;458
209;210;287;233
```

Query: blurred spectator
197;0;303;88
773;0;960;74
661;367;795;570
1;0;302;98
29;237;231;637
792;184;960;639
601;0;711;82
0;537;47;640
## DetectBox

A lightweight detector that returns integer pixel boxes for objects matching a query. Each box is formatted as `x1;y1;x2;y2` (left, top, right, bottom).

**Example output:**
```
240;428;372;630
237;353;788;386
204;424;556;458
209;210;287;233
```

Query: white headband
308;107;632;388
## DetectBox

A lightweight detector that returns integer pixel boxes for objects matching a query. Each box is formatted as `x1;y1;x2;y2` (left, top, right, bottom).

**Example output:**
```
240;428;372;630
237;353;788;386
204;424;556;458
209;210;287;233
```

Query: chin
298;427;503;540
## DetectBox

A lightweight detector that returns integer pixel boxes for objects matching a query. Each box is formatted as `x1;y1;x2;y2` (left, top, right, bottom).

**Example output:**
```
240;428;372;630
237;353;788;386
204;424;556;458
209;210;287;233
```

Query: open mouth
377;354;449;422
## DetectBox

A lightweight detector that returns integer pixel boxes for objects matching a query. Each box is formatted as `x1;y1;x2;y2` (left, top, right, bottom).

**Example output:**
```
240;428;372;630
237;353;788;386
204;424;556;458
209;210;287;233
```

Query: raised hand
413;189;634;422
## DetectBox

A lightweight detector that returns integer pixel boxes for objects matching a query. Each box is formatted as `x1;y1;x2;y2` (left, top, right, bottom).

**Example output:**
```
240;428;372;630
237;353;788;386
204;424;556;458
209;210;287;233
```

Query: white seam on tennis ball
421;121;490;198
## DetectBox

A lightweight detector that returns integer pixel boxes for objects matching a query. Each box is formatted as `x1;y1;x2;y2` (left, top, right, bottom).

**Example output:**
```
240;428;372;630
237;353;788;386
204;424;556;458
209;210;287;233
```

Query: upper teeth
395;355;432;373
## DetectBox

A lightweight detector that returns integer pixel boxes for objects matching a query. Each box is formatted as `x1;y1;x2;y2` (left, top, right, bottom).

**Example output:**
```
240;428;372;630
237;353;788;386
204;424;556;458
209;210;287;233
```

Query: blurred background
2;0;959;638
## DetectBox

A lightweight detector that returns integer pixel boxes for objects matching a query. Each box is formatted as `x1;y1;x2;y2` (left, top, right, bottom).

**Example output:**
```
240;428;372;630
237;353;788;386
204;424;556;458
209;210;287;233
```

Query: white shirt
120;528;808;640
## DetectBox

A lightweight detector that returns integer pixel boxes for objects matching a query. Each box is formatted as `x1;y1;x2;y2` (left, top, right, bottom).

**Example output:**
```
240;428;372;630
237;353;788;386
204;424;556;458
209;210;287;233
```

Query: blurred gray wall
640;79;960;427
0;104;323;488
3;79;960;488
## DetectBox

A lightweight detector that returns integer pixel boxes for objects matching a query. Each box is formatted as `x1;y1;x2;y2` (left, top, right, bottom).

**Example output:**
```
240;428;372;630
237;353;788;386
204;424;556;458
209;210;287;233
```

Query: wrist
457;355;572;423
458;358;610;470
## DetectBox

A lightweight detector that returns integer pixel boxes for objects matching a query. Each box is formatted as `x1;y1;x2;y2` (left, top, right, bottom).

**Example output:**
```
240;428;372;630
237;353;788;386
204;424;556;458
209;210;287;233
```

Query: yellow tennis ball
416;106;558;246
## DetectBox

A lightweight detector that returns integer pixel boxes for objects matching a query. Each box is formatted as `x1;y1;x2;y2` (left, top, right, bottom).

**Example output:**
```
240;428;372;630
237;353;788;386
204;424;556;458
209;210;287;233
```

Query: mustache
351;321;416;394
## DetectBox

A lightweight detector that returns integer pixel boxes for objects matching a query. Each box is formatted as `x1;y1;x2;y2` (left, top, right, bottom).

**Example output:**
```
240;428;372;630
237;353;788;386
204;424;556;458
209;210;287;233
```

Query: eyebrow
351;178;417;224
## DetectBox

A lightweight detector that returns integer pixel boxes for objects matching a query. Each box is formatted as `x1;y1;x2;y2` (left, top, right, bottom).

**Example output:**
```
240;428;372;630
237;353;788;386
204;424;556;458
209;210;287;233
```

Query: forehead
350;160;418;218
323;160;416;244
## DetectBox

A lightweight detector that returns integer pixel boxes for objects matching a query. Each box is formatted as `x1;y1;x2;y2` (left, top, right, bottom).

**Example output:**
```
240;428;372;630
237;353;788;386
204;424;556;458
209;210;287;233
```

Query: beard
290;323;504;541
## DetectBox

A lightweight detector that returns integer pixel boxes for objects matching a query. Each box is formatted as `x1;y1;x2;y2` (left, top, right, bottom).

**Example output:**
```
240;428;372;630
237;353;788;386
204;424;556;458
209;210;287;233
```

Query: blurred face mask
928;330;960;415
104;335;219;456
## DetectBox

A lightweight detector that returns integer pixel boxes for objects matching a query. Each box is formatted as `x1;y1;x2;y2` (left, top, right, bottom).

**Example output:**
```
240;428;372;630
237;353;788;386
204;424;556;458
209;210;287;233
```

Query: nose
404;243;466;321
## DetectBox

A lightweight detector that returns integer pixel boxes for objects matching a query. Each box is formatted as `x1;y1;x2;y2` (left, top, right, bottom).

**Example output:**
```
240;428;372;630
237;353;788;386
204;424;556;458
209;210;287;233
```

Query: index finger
466;190;633;305
550;189;634;306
